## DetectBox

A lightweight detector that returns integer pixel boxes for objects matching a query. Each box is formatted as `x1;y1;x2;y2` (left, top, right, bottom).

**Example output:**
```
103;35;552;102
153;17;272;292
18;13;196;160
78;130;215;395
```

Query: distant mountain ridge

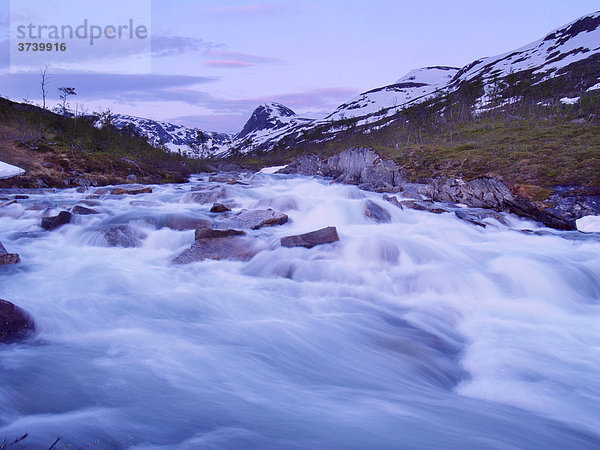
102;10;600;158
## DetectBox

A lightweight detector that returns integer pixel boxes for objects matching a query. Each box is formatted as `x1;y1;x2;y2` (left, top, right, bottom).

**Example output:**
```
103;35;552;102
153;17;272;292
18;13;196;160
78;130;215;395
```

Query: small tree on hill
56;86;76;116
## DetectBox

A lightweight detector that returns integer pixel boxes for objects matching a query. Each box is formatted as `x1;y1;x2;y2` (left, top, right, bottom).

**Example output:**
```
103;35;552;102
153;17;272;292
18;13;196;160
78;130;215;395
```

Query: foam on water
0;173;599;448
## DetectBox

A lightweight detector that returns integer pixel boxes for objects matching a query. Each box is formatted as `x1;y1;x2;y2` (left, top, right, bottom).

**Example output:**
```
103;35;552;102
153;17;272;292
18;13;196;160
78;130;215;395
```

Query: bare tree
40;66;49;110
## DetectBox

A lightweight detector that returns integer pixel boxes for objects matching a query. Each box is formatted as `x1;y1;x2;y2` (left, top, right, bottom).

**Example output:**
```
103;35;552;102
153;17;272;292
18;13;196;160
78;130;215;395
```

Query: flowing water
1;172;599;449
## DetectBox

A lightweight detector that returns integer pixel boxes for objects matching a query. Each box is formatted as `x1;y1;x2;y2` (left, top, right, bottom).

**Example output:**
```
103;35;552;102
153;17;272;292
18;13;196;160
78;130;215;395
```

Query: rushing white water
1;172;599;449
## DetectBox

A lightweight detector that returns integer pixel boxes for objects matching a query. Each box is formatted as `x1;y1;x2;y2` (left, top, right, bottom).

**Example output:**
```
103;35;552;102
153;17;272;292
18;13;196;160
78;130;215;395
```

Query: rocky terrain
280;147;600;230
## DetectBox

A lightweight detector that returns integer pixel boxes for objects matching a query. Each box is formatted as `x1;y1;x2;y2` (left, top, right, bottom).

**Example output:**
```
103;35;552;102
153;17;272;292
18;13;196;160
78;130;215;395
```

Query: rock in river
364;200;391;223
41;211;72;230
0;241;20;265
230;209;288;230
281;226;339;248
173;225;260;264
100;225;147;248
0;299;35;343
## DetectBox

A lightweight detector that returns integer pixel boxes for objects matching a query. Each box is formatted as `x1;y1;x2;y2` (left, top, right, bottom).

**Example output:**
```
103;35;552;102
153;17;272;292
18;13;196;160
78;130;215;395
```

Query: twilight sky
1;0;599;133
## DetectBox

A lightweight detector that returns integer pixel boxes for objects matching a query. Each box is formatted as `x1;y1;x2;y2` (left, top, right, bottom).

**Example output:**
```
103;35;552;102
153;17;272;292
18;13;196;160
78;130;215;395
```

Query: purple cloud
208;50;281;64
152;35;223;57
203;60;254;69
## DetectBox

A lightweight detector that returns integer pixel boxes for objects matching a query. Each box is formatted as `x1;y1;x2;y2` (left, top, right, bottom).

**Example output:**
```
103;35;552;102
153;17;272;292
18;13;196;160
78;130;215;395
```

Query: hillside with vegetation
0;97;209;188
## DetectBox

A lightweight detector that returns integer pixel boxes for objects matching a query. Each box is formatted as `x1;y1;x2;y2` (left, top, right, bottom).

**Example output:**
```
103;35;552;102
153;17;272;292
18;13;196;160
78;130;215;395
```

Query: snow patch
0;161;25;179
586;82;600;92
560;96;580;105
576;215;600;233
259;165;288;174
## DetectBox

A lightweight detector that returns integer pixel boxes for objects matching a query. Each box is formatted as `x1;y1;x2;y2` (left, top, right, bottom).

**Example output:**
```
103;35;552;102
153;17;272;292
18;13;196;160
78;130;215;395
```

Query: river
1;171;599;448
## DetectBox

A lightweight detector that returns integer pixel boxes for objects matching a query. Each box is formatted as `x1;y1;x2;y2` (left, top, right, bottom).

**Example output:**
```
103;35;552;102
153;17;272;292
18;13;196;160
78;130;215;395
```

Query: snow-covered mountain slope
454;11;600;84
97;114;233;158
229;103;313;153
230;10;600;155
326;66;459;122
97;11;600;159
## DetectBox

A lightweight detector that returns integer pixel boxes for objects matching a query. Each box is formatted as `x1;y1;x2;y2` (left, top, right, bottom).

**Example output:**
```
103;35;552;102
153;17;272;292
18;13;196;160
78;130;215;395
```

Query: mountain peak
236;103;297;139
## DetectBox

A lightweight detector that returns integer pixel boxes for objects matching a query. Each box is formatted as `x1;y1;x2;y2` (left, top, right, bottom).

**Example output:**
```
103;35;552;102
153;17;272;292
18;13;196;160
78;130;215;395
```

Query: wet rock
72;205;100;215
111;187;152;195
0;299;35;343
127;174;138;182
455;209;509;227
173;226;259;264
161;215;212;231
94;188;110;195
400;199;447;214
0;241;20;265
364;200;391;223
454;211;487;228
1;200;17;208
41;211;72;230
210;203;231;213
281;226;339;248
382;194;403;209
100;225;147;247
13;195;28;200
184;188;227;204
195;226;245;241
230;209;288;230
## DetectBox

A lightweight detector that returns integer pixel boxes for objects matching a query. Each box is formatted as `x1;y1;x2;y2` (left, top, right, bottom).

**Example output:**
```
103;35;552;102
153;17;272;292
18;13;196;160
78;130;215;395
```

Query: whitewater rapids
0;172;599;449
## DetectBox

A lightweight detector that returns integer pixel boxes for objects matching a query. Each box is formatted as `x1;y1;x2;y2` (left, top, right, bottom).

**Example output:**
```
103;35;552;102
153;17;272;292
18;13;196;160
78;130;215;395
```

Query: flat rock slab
173;236;259;264
195;226;245;240
111;187;153;195
230;209;288;230
281;226;339;248
0;299;35;343
100;225;147;247
41;211;72;230
364;200;391;223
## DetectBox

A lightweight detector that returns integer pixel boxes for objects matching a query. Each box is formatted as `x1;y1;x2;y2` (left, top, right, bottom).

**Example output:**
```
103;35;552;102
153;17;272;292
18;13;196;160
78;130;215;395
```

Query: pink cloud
202;60;255;69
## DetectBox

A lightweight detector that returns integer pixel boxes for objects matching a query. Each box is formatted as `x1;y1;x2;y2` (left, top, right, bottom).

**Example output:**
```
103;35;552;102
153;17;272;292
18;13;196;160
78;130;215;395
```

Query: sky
1;0;599;133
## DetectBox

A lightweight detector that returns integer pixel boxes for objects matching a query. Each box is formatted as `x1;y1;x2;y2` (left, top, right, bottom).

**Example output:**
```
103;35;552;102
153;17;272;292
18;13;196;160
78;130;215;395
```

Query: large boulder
230;209;288;230
41;211;72;230
173;226;260;264
326;148;405;191
0;299;35;343
0;241;20;265
281;226;339;248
